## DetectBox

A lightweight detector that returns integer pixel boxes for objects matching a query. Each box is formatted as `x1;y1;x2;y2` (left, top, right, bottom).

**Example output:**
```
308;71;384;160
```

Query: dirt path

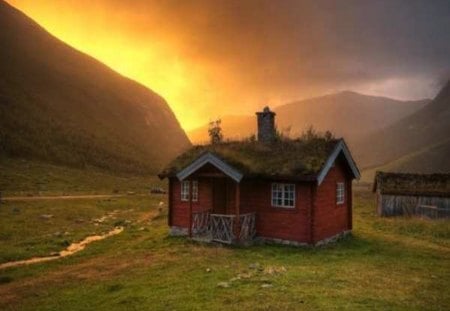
0;227;124;270
1;194;125;201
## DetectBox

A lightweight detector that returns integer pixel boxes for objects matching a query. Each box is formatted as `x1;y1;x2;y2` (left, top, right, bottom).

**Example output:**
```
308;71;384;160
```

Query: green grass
0;157;164;196
0;189;449;310
0;196;161;264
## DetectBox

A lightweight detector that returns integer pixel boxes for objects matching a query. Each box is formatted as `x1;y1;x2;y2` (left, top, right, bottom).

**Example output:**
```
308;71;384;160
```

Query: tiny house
159;107;360;246
373;172;450;218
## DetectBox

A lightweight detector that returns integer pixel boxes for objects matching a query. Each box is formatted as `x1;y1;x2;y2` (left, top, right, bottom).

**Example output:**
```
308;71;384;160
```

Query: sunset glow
6;0;212;130
6;0;448;130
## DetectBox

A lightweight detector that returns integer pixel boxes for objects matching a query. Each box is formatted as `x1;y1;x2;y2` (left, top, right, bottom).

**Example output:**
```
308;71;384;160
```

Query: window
192;181;198;202
181;181;189;201
336;182;345;205
271;183;295;208
181;180;198;202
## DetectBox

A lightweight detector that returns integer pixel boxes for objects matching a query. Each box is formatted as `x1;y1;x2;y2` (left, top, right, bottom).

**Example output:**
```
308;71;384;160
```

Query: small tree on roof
208;119;223;144
301;126;335;142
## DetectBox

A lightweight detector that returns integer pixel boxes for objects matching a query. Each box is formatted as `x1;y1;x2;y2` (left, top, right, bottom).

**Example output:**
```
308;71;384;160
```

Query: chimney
256;106;276;143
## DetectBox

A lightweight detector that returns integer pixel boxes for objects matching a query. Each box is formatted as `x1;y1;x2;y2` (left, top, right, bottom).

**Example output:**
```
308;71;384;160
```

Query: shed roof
373;171;450;197
160;138;360;184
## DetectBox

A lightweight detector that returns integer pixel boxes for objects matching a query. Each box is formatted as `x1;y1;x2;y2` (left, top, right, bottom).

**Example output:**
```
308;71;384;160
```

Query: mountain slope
361;139;450;182
188;92;428;144
276;92;428;143
354;81;450;169
0;1;190;173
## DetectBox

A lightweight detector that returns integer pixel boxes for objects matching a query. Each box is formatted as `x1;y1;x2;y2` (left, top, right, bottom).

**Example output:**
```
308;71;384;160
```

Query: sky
6;0;450;130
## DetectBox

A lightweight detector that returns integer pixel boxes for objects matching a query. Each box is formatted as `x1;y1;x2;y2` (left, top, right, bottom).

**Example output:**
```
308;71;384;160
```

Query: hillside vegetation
361;139;450;182
0;157;163;196
0;1;190;174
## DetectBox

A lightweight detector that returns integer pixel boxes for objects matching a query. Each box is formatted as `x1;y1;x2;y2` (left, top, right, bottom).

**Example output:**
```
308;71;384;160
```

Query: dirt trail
1;194;125;201
0;227;124;270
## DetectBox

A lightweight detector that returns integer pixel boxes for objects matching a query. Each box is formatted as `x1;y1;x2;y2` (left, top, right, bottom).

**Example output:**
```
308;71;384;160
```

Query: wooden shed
159;107;360;246
373;172;450;218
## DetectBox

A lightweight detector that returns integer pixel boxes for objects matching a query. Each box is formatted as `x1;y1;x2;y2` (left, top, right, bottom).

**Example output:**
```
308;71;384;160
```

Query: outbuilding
159;107;360;246
373;171;450;218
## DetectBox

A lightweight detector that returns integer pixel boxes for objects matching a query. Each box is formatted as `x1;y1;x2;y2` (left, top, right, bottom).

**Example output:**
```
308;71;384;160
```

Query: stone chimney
256;106;276;143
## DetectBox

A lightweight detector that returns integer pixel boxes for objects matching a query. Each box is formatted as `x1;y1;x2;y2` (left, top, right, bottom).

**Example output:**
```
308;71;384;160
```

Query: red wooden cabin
159;107;360;246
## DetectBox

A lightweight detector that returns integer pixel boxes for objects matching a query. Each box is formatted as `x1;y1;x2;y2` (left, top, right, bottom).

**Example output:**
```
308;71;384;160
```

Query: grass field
0;157;163;196
0;163;449;310
0;193;449;310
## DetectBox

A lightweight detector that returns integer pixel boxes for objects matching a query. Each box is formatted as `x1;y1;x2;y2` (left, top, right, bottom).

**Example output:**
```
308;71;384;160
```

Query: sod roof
160;138;343;180
373;171;450;197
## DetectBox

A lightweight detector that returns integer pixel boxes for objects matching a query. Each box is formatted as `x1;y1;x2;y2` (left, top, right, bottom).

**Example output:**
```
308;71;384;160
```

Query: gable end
317;140;360;185
176;152;243;182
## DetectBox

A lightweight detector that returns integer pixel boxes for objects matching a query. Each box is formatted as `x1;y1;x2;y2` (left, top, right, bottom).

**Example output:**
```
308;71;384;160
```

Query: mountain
360;139;450;182
187;92;428;144
355;81;450;170
0;1;190;173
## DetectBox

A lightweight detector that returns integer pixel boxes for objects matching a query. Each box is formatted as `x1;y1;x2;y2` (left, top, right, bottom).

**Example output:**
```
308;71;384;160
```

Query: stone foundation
169;227;351;247
314;230;352;246
255;237;310;247
169;226;188;236
256;230;352;247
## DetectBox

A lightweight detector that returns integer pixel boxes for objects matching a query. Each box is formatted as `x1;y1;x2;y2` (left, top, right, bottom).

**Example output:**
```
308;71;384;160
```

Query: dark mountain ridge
0;1;190;173
355;81;450;169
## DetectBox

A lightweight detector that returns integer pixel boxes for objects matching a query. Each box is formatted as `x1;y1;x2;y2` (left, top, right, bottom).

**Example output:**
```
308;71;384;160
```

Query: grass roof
160;138;340;179
374;171;450;196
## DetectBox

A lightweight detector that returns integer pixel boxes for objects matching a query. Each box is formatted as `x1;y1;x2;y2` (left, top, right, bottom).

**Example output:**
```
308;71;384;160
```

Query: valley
0;2;449;310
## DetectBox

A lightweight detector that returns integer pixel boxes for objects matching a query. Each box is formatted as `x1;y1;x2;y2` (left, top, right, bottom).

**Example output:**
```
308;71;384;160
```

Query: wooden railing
209;214;235;244
239;213;256;241
191;209;210;235
208;213;256;244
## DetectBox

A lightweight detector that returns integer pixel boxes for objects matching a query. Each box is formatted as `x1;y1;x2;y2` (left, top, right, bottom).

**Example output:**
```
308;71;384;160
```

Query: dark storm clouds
111;0;450;100
23;0;448;105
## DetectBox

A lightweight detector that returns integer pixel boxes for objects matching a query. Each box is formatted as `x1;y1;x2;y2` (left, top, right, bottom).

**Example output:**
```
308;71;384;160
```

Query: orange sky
6;0;217;130
6;0;448;130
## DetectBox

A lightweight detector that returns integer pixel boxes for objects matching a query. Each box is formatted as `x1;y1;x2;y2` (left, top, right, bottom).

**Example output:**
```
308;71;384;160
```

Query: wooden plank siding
379;194;450;217
169;177;214;228
240;179;312;243
314;157;353;242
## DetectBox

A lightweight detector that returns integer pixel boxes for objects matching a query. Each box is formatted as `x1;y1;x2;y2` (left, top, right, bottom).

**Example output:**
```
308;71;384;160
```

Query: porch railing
209;214;235;243
239;213;256;241
208;213;256;244
191;209;211;235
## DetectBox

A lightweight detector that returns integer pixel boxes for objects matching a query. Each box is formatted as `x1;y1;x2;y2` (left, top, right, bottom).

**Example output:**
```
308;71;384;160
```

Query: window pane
336;182;345;204
272;183;295;207
192;181;198;201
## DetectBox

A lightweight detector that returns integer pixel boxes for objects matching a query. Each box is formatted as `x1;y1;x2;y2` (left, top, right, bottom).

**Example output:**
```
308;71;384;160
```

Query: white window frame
336;182;345;205
192;180;198;202
181;180;198;202
271;183;296;208
181;181;190;201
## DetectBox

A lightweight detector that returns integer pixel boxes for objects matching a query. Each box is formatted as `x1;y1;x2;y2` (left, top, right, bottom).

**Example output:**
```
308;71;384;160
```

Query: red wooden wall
240;180;312;243
169;177;214;228
313;155;353;242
